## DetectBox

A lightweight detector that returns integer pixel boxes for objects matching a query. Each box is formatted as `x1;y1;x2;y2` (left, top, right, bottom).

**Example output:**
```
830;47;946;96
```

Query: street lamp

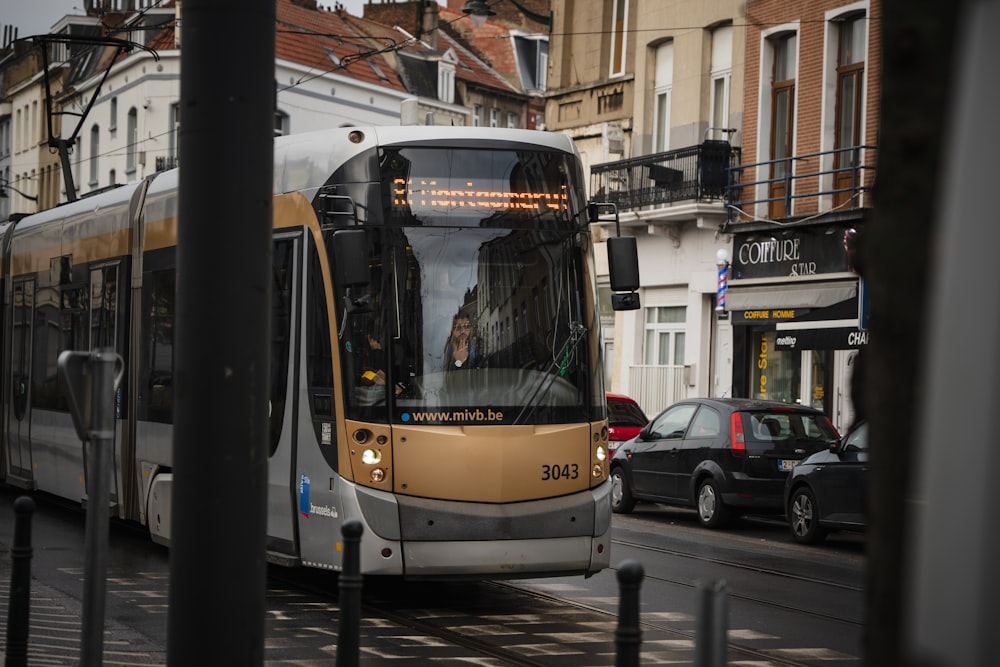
0;179;39;214
716;248;730;314
461;0;496;28
461;0;552;28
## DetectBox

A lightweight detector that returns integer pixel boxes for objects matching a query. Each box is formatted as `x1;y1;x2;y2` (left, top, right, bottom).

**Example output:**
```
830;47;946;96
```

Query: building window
274;109;289;137
609;0;628;78
644;306;686;366
126;107;138;173
506;112;519;128
709;25;733;140
89;124;99;186
768;32;797;218
169;102;180;162
653;41;673;153
833;13;866;206
490;107;499;128
109;96;118;134
472;104;482;127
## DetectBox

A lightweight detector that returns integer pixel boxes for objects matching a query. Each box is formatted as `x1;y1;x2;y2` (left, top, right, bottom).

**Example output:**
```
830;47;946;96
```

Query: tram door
266;235;300;558
89;264;124;510
7;279;35;488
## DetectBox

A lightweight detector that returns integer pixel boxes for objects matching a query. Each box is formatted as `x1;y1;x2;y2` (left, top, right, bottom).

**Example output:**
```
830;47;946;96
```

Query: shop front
723;224;865;431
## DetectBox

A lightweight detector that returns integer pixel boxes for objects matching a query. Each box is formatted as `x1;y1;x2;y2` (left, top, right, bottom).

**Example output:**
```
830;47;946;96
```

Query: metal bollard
336;519;364;667
5;495;36;667
615;559;645;667
694;578;728;667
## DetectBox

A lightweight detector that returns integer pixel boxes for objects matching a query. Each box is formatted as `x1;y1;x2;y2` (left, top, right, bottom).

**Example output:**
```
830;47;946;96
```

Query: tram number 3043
541;463;580;481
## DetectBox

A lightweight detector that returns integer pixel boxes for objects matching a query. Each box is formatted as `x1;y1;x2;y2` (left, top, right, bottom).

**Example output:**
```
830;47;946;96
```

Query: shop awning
725;280;858;310
772;297;867;350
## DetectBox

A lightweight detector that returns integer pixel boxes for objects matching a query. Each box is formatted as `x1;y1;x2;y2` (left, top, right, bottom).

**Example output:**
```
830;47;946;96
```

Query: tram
0;126;634;578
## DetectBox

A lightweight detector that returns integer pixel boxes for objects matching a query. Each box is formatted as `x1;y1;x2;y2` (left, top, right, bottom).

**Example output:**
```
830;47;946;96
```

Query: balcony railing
725;145;877;227
590;141;741;212
628;364;686;417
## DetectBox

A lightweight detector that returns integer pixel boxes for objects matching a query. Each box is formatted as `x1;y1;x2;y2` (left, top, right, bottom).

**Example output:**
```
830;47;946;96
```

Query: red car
606;393;648;458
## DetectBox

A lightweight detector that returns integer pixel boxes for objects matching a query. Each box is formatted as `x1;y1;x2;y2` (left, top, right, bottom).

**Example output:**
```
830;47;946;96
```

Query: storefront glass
751;330;801;402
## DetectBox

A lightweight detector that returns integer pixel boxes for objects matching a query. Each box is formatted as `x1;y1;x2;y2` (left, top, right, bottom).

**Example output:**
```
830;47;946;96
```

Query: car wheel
696;478;730;528
788;486;828;544
610;468;636;514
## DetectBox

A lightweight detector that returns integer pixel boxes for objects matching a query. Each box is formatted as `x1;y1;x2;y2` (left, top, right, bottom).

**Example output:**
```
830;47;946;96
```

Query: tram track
491;577;850;667
270;561;856;667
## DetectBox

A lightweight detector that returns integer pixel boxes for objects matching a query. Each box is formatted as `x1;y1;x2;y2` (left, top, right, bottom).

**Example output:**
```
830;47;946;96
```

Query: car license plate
778;459;797;471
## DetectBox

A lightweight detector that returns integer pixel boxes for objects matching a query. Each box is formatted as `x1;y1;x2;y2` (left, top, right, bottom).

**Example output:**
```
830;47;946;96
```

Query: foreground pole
694;578;728;667
615;559;644;667
337;520;364;667
5;495;36;667
167;0;275;664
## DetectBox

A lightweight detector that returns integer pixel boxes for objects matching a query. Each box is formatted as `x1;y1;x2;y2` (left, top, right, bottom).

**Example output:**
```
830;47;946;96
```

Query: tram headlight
592;464;604;478
370;468;386;483
361;448;382;465
595;444;607;462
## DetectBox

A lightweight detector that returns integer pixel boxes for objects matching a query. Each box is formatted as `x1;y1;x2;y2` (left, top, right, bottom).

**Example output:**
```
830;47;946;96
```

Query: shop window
751;330;801;403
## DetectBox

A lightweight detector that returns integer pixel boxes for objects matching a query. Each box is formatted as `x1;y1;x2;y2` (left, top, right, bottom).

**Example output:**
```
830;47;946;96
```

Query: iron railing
590;141;741;212
725;145;876;227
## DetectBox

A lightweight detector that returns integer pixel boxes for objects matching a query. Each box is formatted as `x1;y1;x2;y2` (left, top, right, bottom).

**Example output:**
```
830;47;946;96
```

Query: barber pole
716;263;728;311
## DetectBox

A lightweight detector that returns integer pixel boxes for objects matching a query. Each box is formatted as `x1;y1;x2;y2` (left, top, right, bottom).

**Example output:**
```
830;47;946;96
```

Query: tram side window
32;270;88;412
269;239;294;456
306;238;339;470
146;268;175;423
91;265;127;418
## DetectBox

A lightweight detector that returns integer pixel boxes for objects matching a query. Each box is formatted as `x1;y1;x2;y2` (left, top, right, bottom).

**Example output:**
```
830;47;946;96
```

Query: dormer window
437;48;459;104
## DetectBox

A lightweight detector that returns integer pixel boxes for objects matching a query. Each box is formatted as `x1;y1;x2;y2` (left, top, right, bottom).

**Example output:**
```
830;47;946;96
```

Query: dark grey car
785;420;868;544
610;398;840;528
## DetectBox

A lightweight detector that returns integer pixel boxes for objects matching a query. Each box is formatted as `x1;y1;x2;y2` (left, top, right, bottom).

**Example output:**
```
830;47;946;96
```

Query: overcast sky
0;1;441;41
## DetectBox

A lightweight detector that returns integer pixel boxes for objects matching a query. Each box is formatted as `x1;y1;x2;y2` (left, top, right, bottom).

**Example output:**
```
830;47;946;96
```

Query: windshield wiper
513;321;587;425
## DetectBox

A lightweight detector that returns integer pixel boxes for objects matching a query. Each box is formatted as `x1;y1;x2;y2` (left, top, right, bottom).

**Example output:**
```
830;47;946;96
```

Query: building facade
546;0;746;417
544;0;877;431
723;0;878;431
0;0;539;209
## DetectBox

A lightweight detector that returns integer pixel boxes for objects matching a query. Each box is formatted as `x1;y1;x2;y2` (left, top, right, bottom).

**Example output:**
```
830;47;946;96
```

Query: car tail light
730;412;746;456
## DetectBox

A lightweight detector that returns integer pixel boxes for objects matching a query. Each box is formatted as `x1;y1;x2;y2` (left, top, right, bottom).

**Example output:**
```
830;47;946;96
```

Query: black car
610;398;840;527
785;420;867;544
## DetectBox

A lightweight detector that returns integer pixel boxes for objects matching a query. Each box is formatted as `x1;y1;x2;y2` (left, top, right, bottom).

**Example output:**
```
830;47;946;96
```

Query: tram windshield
337;146;603;426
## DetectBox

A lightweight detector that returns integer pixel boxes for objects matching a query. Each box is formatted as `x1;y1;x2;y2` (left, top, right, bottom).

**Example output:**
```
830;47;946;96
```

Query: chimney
175;0;181;47
421;0;439;51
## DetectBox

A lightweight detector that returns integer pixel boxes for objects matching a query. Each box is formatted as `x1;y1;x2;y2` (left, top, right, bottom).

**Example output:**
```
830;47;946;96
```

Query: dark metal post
79;349;118;667
337;520;364;667
694;578;728;667
615;559;644;667
5;495;35;667
167;0;274;664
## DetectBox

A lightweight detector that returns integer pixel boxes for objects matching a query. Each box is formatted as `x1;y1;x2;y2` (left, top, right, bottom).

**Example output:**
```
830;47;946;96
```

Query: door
7;279;34;488
89;263;125;511
675;405;723;501
266;235;301;557
630;403;697;499
815;422;867;525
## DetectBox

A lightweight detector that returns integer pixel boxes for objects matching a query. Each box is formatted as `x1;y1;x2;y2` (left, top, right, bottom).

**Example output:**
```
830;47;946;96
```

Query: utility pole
166;0;275;663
